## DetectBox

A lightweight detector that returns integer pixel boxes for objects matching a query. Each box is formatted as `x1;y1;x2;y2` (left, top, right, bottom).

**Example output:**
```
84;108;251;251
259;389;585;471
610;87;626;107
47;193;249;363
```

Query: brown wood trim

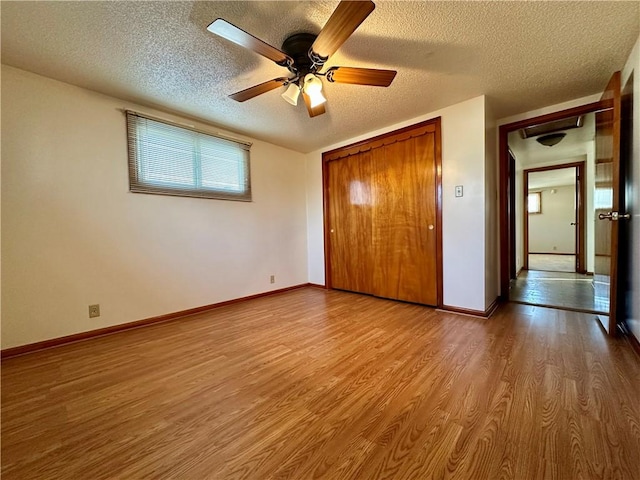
439;298;500;318
499;124;510;298
321;116;443;307
322;156;332;290
577;161;587;273
502;101;612;132
523;161;585;174
523;161;586;274
308;283;327;289
1;284;314;359
508;151;517;279
434;118;444;307
323;119;437;162
499;103;610;299
523;170;529;270
529;252;576;256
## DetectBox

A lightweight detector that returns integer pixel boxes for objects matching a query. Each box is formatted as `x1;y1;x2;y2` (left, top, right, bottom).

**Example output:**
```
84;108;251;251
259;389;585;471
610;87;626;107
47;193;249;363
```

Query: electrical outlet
89;304;100;318
455;185;463;197
270;275;275;284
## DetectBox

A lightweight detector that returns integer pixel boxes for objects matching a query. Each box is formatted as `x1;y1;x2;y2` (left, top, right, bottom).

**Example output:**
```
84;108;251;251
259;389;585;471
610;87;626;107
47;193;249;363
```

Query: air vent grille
520;115;583;139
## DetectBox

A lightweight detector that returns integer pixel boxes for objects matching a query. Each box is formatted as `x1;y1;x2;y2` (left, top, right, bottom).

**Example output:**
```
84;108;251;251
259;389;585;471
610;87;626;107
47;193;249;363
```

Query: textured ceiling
2;1;638;153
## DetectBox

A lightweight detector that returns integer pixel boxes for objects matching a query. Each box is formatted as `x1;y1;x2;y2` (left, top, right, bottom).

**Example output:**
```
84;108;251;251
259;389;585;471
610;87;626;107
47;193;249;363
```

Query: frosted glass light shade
304;74;326;108
281;83;300;106
308;91;327;108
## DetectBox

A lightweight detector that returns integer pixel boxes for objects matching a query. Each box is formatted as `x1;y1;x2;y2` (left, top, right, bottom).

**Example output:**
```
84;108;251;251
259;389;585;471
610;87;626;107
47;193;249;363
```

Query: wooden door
371;134;438;305
618;73;634;328
594;71;622;334
327;151;374;294
324;118;442;307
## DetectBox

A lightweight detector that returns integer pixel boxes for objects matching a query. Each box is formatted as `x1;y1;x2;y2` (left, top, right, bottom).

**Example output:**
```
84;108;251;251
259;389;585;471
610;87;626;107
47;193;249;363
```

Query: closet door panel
372;134;438;305
328;152;374;294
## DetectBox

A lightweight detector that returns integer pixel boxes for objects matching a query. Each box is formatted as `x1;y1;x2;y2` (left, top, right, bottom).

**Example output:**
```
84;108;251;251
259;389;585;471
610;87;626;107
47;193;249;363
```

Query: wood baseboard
1;283;314;359
307;283;327;289
438;298;500;318
529;252;575;256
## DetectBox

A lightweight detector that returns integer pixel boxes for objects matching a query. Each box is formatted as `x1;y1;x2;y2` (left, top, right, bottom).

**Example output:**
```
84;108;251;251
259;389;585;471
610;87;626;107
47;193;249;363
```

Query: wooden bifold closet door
324;118;442;306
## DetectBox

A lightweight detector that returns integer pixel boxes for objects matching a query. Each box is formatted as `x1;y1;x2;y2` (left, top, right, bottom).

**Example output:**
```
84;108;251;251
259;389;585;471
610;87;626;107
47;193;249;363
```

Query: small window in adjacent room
125;111;252;201
528;191;541;214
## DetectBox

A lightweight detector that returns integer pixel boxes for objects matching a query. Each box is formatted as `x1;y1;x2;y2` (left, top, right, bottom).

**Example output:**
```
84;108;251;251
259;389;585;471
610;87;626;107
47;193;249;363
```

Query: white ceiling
528;167;576;190
2;1;638;153
509;112;595;168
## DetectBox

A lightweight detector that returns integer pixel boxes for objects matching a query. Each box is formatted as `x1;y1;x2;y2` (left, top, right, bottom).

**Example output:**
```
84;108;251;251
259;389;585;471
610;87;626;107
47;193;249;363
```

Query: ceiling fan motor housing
281;33;318;77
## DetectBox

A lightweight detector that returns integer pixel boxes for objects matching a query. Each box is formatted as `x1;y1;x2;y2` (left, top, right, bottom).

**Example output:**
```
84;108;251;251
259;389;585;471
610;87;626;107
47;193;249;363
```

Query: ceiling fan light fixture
536;133;566;147
309;90;327;108
303;74;327;108
281;83;301;106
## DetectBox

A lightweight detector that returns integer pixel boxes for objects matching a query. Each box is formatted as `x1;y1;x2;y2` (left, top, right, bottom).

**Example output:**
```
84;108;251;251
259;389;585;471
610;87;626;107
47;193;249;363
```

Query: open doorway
524;163;585;274
504;111;606;313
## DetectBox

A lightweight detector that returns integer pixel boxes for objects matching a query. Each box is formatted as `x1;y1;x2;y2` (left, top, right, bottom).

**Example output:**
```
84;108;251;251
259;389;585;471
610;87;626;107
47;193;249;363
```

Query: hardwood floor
2;287;639;479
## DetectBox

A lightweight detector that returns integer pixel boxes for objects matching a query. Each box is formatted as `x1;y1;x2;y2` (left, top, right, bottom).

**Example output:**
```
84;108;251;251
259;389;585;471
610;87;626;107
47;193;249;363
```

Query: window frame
126;111;252;202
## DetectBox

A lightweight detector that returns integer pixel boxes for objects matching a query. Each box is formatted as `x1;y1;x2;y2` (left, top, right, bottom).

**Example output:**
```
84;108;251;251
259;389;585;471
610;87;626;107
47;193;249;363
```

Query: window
126;112;251;201
528;191;541;214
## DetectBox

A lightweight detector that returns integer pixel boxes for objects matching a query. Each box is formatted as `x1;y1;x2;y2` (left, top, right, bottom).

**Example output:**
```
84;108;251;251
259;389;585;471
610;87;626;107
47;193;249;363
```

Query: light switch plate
455;185;463;197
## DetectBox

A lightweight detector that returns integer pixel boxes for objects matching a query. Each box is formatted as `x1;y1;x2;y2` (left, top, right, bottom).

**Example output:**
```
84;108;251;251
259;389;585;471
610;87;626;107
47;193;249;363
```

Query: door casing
499;101;611;300
523;162;586;274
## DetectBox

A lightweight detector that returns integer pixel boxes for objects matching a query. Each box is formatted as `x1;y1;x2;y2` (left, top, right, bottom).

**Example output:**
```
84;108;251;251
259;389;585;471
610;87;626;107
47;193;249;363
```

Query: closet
323;118;442;306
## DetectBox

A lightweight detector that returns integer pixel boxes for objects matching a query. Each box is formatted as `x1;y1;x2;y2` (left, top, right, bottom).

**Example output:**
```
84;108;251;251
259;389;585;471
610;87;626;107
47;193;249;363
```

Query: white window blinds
126;112;252;201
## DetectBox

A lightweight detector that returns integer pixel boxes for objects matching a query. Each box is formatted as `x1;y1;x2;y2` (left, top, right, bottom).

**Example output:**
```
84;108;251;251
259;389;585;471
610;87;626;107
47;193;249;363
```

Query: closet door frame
322;117;443;307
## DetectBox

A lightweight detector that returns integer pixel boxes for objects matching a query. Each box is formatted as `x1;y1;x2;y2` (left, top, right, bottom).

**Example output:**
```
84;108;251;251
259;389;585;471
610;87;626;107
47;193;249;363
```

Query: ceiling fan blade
310;1;375;64
229;77;289;102
325;67;396;86
302;92;326;118
207;19;293;67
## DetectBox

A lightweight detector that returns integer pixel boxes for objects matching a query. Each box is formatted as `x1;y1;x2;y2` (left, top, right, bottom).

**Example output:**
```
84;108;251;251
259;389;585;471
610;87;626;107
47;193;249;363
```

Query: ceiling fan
207;0;396;118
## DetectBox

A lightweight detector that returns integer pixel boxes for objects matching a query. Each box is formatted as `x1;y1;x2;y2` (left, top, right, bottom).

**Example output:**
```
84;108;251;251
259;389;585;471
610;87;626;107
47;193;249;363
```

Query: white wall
484;98;499;307
1;65;309;349
622;35;640;342
306;96;493;312
528;184;576;253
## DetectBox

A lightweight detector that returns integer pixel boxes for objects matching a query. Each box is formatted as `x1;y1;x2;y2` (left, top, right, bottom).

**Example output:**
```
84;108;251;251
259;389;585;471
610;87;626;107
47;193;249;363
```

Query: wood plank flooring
2;287;639;479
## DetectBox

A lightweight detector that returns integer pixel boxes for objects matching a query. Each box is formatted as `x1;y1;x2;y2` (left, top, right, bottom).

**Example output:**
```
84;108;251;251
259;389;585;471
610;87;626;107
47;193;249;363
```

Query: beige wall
1;65;309;349
306;96;497;312
528;184;576;254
